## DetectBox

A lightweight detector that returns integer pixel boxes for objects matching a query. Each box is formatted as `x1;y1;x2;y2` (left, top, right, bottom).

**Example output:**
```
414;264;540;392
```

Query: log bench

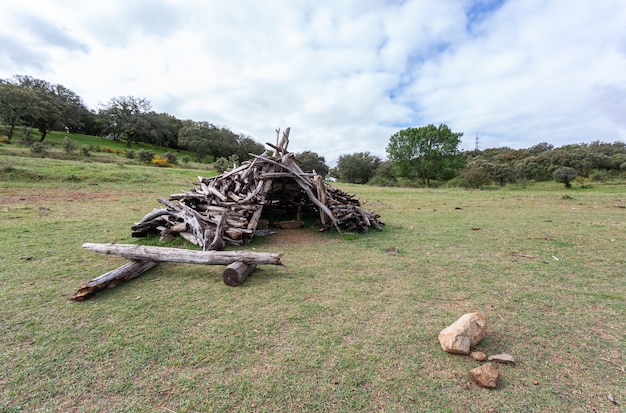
70;243;282;301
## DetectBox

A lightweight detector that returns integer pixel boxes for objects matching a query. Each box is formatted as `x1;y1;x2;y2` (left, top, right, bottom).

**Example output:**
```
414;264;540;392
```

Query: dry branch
70;260;157;301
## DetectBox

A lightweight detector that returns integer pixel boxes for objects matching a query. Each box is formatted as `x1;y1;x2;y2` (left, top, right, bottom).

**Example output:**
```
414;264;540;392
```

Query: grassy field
1;130;208;167
0;154;624;412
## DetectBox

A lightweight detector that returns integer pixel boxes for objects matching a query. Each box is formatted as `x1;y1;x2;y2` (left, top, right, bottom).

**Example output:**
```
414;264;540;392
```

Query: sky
1;0;626;163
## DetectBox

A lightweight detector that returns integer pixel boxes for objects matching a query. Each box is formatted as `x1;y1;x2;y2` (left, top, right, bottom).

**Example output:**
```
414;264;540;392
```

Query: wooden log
223;261;257;286
83;243;282;265
70;260;157;301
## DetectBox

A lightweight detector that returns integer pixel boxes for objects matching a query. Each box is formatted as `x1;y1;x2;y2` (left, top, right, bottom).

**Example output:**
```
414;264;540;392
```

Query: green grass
0;129;209;166
1;157;624;412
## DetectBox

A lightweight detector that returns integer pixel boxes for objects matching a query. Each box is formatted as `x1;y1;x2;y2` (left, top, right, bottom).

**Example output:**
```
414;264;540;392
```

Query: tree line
330;125;625;187
2;74;624;185
0;75;264;163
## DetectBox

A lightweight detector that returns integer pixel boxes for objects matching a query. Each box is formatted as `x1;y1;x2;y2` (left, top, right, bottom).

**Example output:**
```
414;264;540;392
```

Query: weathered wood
70;260;157;301
130;127;383;250
83;243;282;265
223;261;257;286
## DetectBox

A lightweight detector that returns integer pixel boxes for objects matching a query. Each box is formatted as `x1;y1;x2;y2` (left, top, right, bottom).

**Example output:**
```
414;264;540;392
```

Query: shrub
182;155;190;164
213;157;231;173
30;142;47;156
553;167;578;188
62;137;77;154
125;149;136;159
163;152;178;164
136;149;155;163
151;155;174;168
18;127;35;146
101;146;115;153
0;136;9;144
80;145;91;157
461;167;491;188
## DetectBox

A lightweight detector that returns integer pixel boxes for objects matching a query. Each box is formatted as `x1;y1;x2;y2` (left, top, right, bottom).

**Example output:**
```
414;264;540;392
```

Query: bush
213;157;231;173
18;127;35;146
182;155;190;164
163;152;178;164
30;142;47;156
125;149;136;159
0;136;9;144
62;137;77;154
151;155;174;168
80;145;91;157
553;167;578;188
136;149;155;163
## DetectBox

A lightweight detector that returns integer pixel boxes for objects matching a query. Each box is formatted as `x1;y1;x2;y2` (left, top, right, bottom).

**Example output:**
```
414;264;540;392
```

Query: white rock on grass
438;312;487;354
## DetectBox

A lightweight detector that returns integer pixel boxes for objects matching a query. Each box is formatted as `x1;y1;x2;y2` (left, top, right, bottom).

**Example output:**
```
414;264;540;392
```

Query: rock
470;351;487;361
438;313;487;354
469;363;499;389
488;353;516;365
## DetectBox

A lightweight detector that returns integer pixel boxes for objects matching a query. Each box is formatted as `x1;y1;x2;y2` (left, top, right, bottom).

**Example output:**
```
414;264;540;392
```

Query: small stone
469;363;499;389
471;351;487;361
488;353;516;365
438;313;487;354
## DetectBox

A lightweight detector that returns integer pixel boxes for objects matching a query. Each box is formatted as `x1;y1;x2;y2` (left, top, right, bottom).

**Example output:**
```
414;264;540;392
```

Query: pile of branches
131;128;383;251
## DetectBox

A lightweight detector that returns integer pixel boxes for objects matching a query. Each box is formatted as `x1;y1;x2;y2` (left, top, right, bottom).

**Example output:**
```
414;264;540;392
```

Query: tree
553;167;578;188
142;112;182;148
386;124;465;186
333;152;381;184
0;81;34;141
295;151;330;178
10;75;89;141
97;96;152;147
235;134;265;162
178;121;218;162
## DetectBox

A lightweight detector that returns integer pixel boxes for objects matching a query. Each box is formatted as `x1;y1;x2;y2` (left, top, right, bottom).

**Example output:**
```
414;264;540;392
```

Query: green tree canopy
333;152;381;184
178;121;218;162
235;134;265;162
0;81;34;141
1;75;89;141
386;124;465;186
97;96;152;147
295;151;330;178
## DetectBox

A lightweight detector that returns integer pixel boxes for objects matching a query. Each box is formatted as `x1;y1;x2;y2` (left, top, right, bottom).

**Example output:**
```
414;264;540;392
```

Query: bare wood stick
208;213;227;251
70;260;157;301
223;261;257;286
83;243;282;265
314;175;329;226
292;177;341;232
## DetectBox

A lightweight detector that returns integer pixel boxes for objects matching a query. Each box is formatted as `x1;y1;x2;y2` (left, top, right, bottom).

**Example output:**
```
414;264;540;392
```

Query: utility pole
474;135;480;151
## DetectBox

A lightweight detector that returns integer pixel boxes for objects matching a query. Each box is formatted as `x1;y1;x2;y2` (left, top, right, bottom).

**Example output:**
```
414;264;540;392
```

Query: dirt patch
0;188;121;204
258;227;327;247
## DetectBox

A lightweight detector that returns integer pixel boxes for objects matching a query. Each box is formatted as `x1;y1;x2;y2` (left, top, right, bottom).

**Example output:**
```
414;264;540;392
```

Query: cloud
1;0;625;162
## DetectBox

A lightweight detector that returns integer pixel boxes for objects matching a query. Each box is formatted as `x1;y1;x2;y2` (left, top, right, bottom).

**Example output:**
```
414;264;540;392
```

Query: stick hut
131;128;383;250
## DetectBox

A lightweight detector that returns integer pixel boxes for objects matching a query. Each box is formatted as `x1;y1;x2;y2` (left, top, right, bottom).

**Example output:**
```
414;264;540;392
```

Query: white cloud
1;0;625;162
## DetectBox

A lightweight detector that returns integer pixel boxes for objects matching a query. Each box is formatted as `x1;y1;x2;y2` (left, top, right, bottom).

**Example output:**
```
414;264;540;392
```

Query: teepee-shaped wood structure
131;128;383;250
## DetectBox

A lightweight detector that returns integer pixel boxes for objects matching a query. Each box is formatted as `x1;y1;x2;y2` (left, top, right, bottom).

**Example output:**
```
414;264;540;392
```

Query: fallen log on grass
223;261;257;286
70;260;157;301
82;243;282;265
